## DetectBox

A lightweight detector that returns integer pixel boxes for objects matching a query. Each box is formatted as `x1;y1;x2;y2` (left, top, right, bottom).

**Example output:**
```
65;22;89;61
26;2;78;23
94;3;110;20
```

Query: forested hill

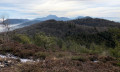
14;20;106;37
70;17;120;27
14;18;120;37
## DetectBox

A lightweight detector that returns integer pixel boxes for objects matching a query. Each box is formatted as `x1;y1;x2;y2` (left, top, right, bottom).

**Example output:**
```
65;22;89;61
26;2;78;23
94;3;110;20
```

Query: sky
0;0;120;19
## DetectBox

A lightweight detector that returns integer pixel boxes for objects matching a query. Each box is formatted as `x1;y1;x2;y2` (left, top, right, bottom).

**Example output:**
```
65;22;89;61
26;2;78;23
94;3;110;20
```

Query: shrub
116;62;120;66
16;63;42;72
62;40;90;53
56;52;66;58
14;50;35;58
71;56;87;62
57;53;65;58
0;38;3;44
34;33;57;49
13;34;31;44
34;52;48;60
88;43;108;55
79;47;90;53
0;45;13;54
109;47;120;58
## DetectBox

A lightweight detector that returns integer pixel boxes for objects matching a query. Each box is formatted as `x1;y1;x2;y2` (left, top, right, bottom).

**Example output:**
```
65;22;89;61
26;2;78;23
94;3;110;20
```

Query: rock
0;64;5;68
93;60;99;63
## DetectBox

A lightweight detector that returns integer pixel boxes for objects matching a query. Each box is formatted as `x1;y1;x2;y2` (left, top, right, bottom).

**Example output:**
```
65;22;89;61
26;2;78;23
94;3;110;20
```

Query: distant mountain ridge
4;19;29;24
35;15;71;21
102;17;120;22
2;15;120;26
18;20;42;27
0;15;120;33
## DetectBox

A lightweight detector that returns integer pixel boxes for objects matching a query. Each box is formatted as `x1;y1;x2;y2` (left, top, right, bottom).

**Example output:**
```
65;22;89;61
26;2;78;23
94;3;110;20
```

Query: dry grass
0;54;120;72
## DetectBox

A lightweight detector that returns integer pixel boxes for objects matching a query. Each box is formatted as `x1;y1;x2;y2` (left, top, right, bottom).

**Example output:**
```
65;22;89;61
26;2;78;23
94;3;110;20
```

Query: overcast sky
0;0;120;19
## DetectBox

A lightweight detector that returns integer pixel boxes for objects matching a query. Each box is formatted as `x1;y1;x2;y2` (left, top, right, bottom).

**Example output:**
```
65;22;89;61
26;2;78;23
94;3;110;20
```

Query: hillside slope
70;17;120;27
14;18;120;37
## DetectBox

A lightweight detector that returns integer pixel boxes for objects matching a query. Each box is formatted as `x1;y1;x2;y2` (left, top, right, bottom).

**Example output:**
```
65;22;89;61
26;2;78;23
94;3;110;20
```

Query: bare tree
0;15;10;43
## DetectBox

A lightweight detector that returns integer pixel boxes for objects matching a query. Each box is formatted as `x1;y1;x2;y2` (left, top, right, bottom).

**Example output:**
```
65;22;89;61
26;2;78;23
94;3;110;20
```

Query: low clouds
0;0;120;19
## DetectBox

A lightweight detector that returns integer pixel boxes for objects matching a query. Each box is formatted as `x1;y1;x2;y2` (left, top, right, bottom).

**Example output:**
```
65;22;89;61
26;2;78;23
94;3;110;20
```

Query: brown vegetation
0;53;120;72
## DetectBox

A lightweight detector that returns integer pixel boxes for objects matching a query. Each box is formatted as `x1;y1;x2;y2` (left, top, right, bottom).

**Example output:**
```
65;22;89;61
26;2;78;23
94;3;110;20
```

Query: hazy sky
0;0;120;19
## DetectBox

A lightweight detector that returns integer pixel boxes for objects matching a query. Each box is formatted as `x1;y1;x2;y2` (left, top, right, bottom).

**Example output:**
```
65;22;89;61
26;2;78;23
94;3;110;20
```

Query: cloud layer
0;0;120;19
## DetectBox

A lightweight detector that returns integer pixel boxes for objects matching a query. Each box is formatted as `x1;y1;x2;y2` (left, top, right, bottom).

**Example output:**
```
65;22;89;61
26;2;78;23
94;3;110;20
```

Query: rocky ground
0;53;119;72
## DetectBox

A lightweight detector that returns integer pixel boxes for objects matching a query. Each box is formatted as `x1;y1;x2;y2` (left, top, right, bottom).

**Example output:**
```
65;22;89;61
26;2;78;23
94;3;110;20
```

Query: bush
16;63;42;72
13;34;31;44
0;45;14;54
34;33;57;49
34;52;48;60
79;47;90;53
56;52;66;58
62;40;90;53
57;53;65;58
14;50;35;58
116;62;120;66
109;47;120;58
71;56;87;62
